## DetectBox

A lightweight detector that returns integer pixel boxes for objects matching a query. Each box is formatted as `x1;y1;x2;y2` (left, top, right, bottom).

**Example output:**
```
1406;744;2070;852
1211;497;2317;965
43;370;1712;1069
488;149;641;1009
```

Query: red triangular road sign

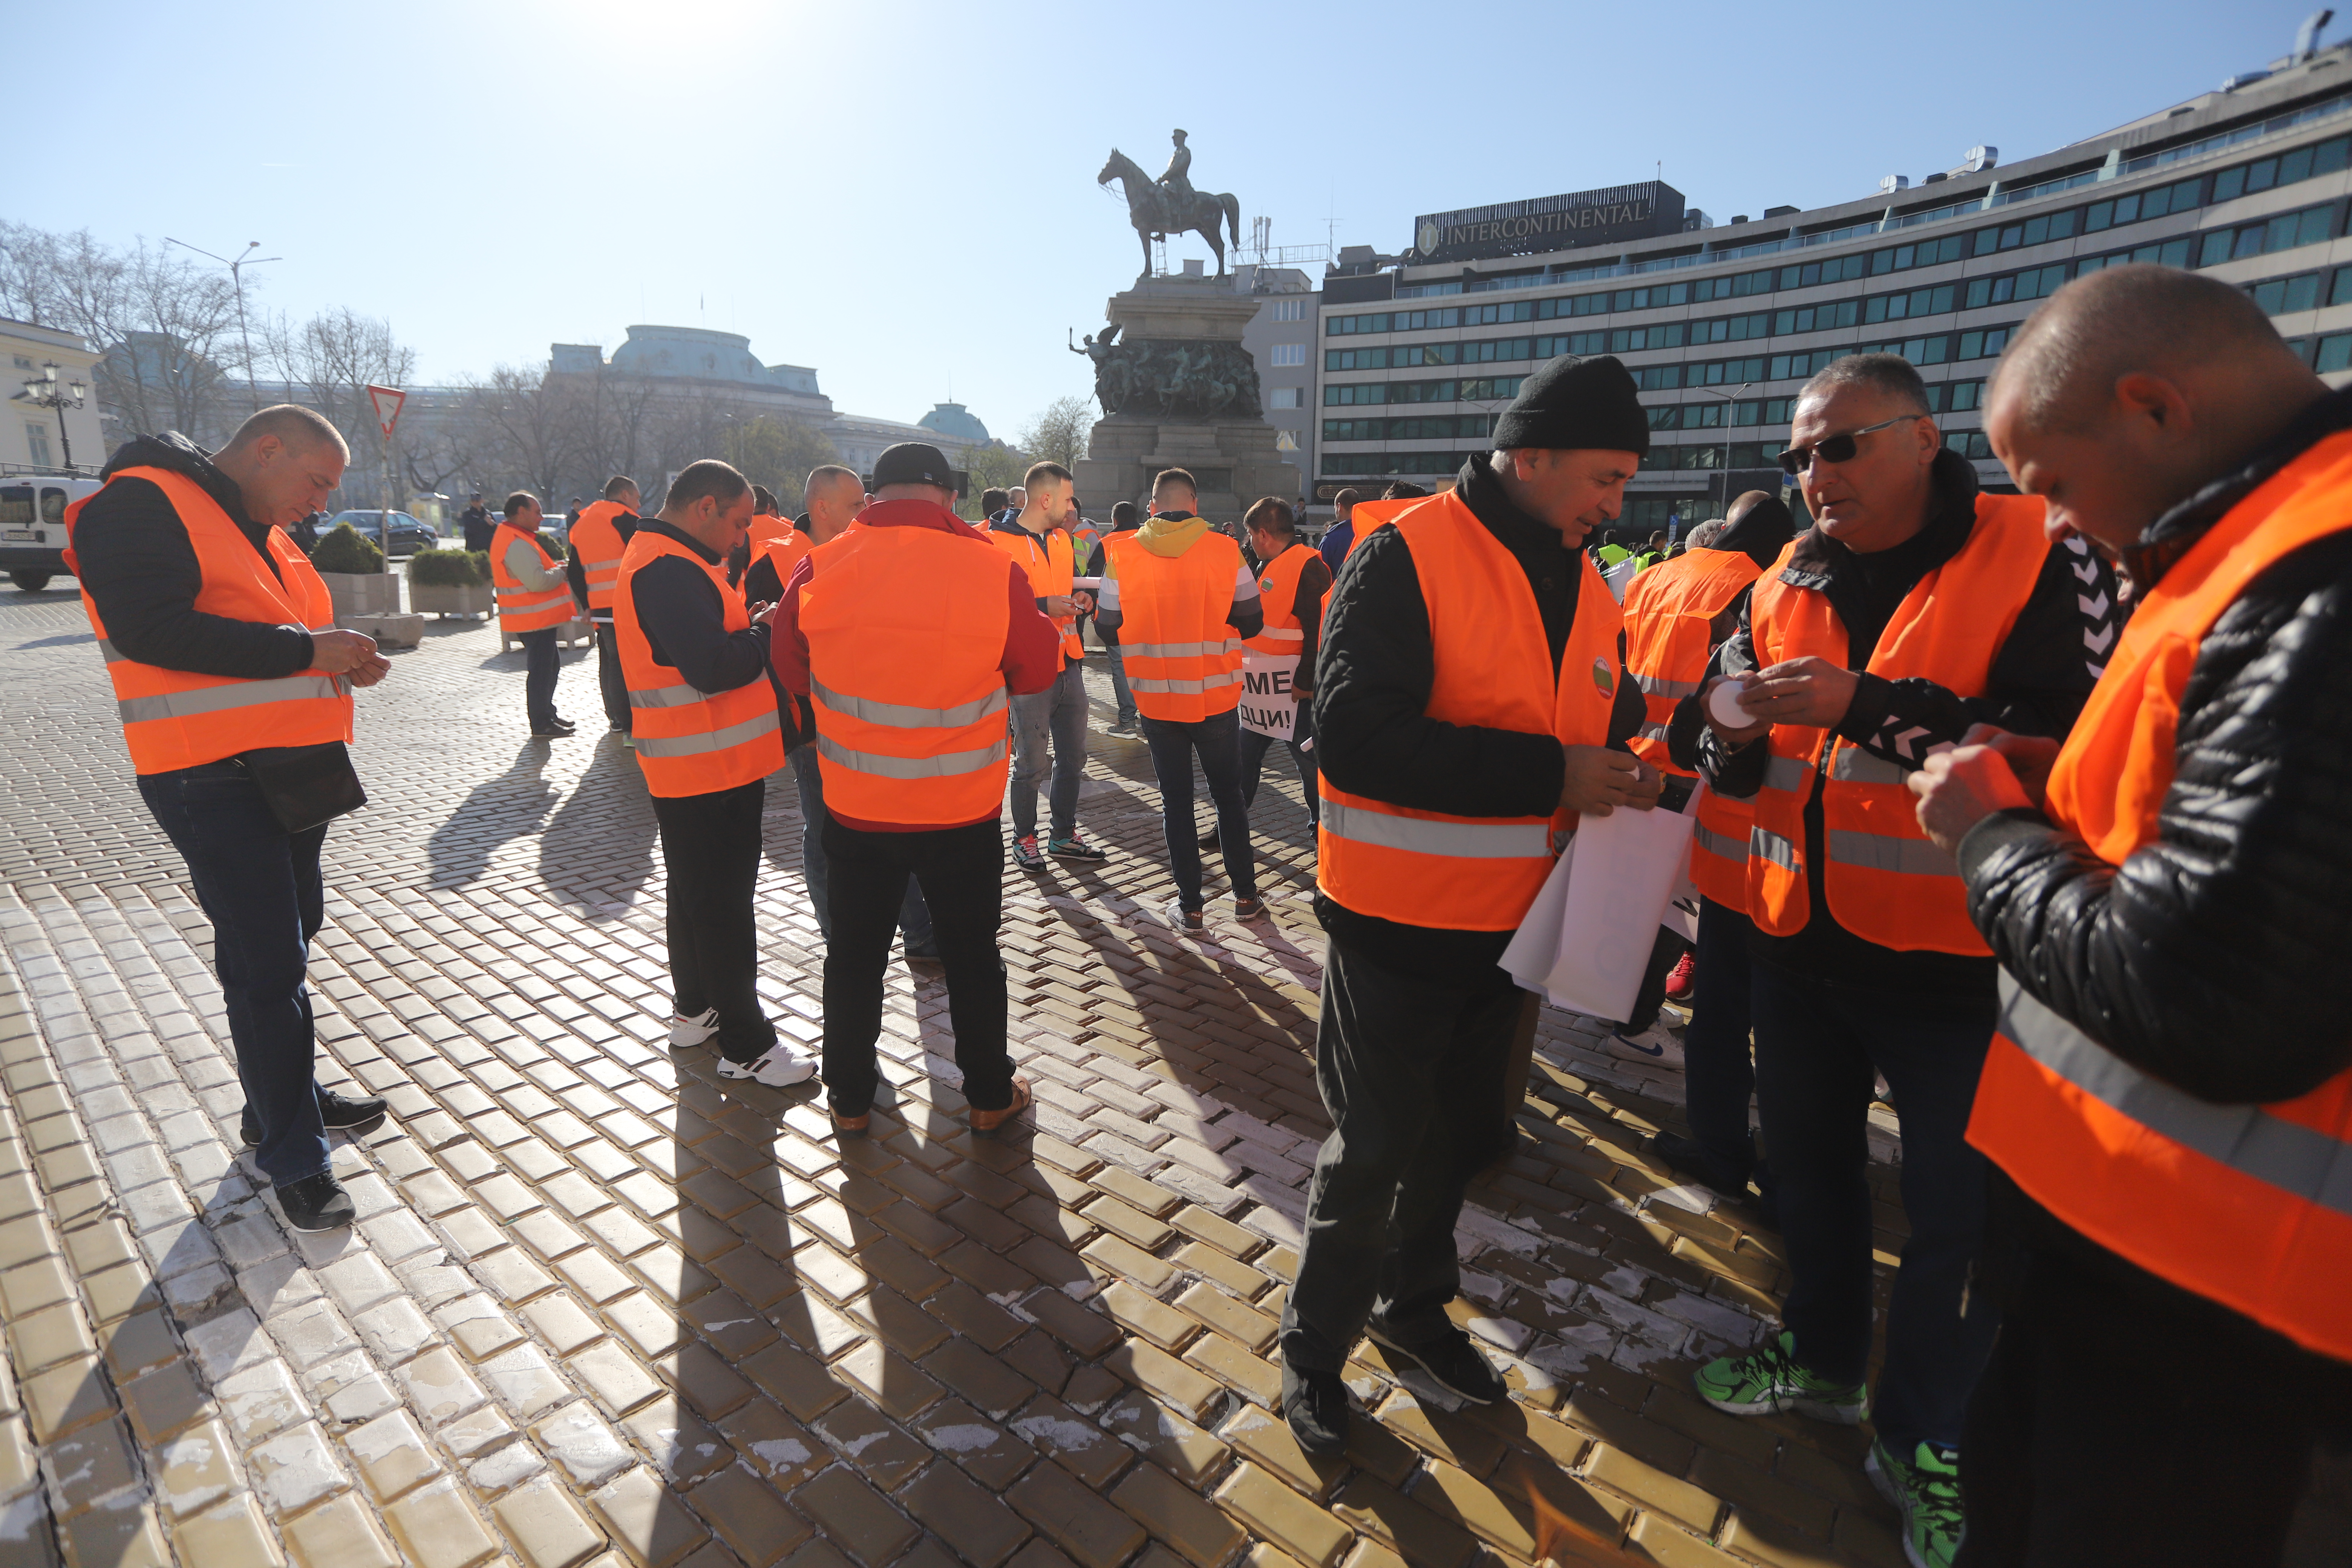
367;384;406;438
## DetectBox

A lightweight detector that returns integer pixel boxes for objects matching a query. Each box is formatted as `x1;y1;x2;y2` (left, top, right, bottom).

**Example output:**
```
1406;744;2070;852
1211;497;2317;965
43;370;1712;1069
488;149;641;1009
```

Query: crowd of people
50;258;2352;1568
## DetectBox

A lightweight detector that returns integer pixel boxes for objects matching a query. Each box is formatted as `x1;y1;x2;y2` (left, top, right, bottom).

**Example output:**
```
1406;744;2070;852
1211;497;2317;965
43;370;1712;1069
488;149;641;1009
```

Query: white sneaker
668;1008;719;1047
717;1045;817;1088
1606;1024;1686;1068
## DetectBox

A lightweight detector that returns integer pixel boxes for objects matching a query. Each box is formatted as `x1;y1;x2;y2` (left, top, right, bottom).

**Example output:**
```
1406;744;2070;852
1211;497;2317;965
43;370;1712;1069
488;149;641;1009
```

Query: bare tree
1018;395;1095;470
463;363;576;504
722;417;841;512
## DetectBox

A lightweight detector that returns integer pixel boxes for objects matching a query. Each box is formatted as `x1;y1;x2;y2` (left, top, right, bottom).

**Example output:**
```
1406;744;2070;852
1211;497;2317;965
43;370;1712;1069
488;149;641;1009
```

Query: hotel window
1268;343;1307;366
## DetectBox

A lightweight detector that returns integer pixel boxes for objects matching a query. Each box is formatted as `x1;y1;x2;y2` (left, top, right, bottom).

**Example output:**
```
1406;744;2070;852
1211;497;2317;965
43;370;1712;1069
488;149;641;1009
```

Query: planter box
321;571;401;619
409;579;493;618
341;612;424;650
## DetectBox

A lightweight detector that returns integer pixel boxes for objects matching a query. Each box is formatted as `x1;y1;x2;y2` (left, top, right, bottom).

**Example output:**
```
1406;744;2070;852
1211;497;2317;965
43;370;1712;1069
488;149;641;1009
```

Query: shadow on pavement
424;742;558;887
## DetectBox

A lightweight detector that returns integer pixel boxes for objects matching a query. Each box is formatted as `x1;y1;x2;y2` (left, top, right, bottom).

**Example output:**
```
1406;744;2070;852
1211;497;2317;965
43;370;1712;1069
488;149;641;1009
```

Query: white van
0;474;104;590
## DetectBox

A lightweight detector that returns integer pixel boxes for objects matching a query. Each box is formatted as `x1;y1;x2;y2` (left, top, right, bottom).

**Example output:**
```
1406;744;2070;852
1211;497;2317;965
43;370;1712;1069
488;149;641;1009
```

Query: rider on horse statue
1156;130;1196;235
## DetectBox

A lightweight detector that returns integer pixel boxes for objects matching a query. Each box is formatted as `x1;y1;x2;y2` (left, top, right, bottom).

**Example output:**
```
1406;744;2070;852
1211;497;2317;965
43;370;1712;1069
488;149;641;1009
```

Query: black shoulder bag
237;741;368;834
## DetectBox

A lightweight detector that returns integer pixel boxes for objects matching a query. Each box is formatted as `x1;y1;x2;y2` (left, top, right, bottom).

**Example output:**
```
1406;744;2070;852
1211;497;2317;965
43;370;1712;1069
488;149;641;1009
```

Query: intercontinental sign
1412;182;1687;265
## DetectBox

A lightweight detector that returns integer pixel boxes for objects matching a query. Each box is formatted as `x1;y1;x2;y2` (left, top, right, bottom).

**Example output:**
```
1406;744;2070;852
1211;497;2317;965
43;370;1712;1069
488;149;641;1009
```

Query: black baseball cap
872;443;957;491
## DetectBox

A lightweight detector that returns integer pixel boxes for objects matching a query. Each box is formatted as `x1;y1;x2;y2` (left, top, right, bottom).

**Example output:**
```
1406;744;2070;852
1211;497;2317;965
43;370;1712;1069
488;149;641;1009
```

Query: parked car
326;510;441;557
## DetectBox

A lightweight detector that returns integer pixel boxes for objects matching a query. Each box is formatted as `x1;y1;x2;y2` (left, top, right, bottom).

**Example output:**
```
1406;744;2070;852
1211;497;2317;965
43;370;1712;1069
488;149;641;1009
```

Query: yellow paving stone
385;1476;503;1568
493;1475;609;1568
346;1407;445;1503
58;1499;173;1568
172;1494;286;1568
1099;1281;1200;1353
591;1465;711;1568
1211;1462;1353;1568
283;1491;401;1568
153;1417;239;1518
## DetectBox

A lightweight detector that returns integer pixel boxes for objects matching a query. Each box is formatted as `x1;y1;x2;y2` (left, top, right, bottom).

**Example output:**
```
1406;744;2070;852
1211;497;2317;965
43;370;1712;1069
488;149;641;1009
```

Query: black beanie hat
1491;355;1651;456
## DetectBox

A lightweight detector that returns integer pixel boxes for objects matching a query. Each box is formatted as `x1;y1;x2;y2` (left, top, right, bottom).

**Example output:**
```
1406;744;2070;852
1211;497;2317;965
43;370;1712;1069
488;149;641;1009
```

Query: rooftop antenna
2300;8;2334;58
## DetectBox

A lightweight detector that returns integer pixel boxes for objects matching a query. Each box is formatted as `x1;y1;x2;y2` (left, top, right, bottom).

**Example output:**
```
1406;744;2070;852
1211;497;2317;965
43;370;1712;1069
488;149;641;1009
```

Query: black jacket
1692;449;2119;993
1312;453;1646;981
72;433;315;681
1960;387;2352;1104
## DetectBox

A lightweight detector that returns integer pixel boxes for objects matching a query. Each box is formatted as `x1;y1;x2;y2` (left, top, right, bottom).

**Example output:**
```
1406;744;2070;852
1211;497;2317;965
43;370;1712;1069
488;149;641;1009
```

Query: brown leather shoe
830;1107;871;1138
969;1074;1032;1138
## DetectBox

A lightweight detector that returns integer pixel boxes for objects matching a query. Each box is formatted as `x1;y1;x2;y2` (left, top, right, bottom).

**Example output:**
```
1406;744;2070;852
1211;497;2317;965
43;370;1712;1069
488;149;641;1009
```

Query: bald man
66;408;394;1233
762;466;936;959
1910;264;2352;1566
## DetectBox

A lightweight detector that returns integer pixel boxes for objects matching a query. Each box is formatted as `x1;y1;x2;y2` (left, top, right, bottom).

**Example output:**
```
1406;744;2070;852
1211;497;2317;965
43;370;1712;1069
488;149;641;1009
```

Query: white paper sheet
1499;800;1697;1017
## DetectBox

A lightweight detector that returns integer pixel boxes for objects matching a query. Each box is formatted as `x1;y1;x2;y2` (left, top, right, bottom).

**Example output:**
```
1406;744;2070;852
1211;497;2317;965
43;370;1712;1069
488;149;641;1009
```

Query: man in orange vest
1630;492;1794;1216
768;444;1061;1136
756;466;936;959
1222;496;1329;839
66;407;392;1232
492;494;577;737
746;484;793;551
993;461;1108;870
1282;357;1659;1455
1093;467;1265;930
1688;354;2118;1567
1909;266;2352;1565
564;475;640;740
613;460;811;1089
1084;500;1145;733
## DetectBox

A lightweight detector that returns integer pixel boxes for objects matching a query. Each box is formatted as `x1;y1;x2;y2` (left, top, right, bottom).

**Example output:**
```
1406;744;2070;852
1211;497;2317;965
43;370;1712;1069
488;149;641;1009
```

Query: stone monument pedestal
1073;276;1300;522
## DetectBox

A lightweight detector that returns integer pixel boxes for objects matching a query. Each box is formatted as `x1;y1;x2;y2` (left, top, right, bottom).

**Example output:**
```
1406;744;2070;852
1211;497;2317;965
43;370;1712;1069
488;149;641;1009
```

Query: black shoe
1651;1130;1767;1205
1364;1325;1507;1405
242;1090;390;1147
275;1172;355;1232
530;724;572;738
1281;1363;1349;1456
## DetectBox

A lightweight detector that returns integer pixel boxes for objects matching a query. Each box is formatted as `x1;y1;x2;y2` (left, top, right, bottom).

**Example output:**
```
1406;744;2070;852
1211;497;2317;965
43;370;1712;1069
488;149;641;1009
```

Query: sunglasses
1777;413;1925;476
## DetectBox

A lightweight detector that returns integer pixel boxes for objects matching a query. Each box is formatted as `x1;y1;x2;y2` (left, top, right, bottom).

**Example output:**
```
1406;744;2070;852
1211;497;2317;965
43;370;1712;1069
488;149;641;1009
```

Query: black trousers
1680;897;1762;1188
519;626;561;728
1958;1177;2352;1566
1280;937;1522;1372
820;819;1014;1117
651;779;775;1064
594;619;630;732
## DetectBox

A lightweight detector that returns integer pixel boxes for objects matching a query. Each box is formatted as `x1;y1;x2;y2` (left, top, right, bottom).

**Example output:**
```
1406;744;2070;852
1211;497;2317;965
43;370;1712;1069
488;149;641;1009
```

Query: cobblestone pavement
0;587;1915;1568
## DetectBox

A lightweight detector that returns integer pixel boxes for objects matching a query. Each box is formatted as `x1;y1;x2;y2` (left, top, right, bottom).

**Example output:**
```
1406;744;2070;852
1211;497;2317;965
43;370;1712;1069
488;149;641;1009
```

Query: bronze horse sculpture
1098;150;1244;278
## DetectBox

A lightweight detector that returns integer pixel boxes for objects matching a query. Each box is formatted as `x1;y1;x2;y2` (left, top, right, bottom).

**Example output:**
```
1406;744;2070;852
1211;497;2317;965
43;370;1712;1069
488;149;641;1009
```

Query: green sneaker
1865;1439;1965;1568
1690;1330;1867;1423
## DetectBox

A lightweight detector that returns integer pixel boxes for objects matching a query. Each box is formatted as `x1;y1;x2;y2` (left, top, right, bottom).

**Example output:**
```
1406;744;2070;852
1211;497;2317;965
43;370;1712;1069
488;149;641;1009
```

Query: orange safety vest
1971;431;2352;1364
752;529;813;595
993;522;1083;664
1339;497;1419;564
63;468;352;775
567;501;631;614
1104;530;1246;722
1245;542;1314;660
491;523;574;633
1622;547;1764;778
1317;490;1622;932
612;530;784;797
1746;493;2050;955
747;513;793;550
800;519;1013;828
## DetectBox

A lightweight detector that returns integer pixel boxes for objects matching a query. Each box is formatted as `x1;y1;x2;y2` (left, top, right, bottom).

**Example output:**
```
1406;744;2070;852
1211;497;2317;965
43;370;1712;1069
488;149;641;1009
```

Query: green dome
917;401;991;446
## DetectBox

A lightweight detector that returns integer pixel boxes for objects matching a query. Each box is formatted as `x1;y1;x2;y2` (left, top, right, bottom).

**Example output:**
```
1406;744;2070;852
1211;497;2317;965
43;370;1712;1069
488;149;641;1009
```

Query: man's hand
1700;673;1772;746
1070;589;1097;615
308;629;380;675
1560;745;1663;818
1958;723;2060;808
750;600;778;626
1738;656;1860;729
1908;744;2032;856
346;653;391;688
1042;594;1079;619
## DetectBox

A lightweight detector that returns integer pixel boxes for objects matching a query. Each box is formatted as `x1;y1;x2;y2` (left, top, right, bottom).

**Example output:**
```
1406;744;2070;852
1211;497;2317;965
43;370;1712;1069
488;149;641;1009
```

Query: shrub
539;532;566;560
468;550;491;583
407;548;487;588
311;522;384;574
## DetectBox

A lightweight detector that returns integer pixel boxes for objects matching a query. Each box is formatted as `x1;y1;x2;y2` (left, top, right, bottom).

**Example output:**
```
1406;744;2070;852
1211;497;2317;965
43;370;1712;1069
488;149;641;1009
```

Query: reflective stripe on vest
1968;429;2352;1364
1316;488;1623;932
1634;672;1698;698
1320;798;1551;860
64;469;353;774
1246;544;1314;657
1622;548;1764;778
611;528;784;796
1130;670;1243;695
800;510;1015;826
1745;493;2052;955
1123;639;1240;659
1689;781;1755;911
493;527;575;632
568;502;632;612
1693;820;1746;863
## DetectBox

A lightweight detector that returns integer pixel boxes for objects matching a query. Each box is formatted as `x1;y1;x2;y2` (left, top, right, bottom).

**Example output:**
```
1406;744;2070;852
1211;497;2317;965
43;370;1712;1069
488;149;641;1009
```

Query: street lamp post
164;239;280;413
13;362;89;471
1697;381;1751;522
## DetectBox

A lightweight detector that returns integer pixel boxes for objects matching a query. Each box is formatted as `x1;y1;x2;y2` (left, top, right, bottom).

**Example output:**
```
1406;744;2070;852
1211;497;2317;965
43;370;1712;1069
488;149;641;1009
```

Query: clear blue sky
9;0;2315;444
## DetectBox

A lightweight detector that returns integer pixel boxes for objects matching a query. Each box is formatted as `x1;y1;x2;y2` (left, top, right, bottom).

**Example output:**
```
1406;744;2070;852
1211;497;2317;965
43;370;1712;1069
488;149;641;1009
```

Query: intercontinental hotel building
1309;35;2352;531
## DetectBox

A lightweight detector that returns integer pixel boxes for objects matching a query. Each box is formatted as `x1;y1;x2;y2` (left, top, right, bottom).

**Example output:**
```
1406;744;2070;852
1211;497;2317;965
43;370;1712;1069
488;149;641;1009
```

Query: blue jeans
1009;663;1087;841
1236;704;1318;826
1100;643;1138;726
1751;959;2000;1451
136;763;332;1187
789;745;932;948
1141;709;1254;910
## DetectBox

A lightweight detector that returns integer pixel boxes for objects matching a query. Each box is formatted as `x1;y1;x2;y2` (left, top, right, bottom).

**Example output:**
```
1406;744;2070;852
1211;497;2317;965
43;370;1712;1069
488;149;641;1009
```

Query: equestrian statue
1098;130;1244;279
